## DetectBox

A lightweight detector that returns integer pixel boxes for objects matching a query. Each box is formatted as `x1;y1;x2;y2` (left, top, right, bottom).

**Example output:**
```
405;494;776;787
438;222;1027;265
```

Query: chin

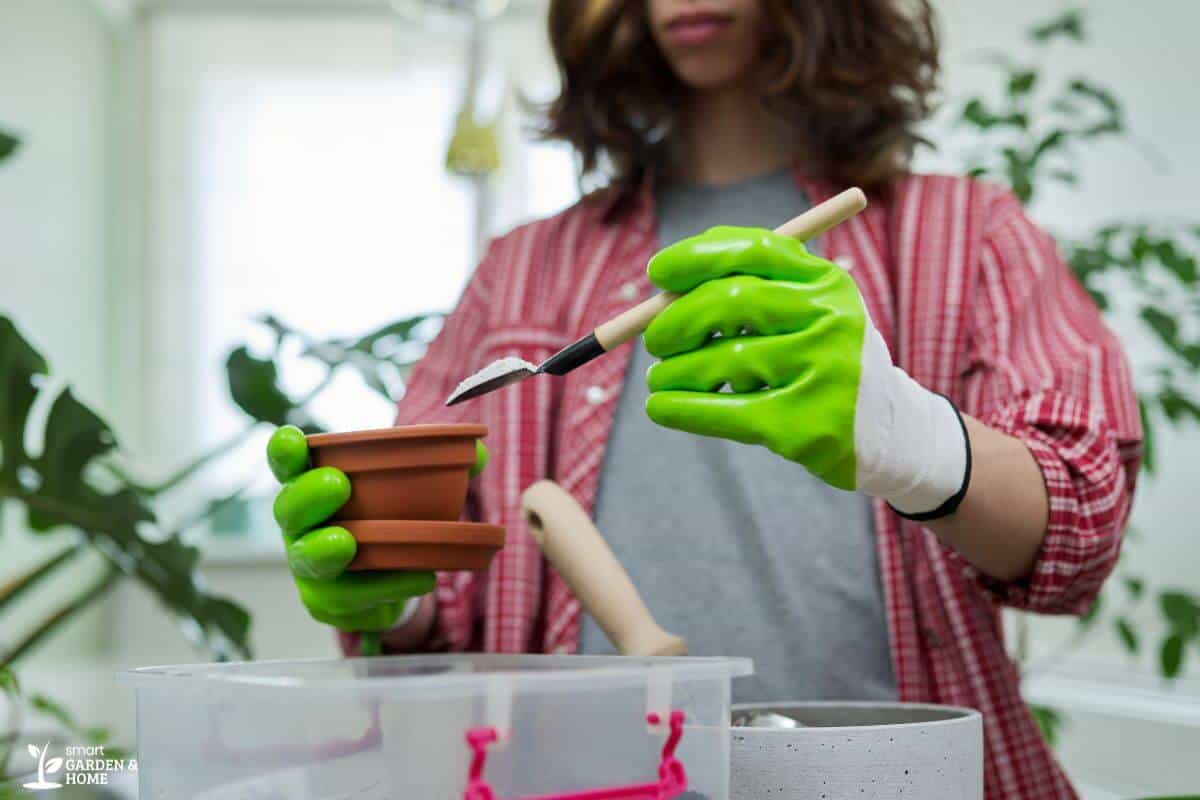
670;54;754;92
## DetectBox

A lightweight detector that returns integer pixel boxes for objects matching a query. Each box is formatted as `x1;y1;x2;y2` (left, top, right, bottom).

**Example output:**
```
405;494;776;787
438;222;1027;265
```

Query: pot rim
307;423;487;448
345;520;504;544
731;700;982;732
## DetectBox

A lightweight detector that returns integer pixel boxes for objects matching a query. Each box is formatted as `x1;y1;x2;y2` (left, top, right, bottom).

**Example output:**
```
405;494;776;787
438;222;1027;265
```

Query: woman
267;1;1140;797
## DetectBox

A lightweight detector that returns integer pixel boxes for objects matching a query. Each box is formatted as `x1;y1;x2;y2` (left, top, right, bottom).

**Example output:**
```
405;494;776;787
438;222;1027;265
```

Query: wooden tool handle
594;291;678;351
592;186;868;351
521;480;687;657
774;186;867;240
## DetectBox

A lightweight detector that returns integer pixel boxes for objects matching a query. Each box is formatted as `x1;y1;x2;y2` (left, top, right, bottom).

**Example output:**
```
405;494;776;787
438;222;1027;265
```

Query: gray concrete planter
731;701;983;799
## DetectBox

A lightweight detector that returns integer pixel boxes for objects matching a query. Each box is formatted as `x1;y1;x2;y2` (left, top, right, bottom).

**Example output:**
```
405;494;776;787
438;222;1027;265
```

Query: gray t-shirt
581;168;895;704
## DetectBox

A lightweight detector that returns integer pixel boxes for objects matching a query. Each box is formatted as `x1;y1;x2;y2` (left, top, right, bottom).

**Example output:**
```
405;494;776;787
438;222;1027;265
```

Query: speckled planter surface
730;702;983;799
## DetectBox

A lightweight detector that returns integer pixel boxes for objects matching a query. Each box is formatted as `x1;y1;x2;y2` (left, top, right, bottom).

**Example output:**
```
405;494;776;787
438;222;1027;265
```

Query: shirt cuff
964;414;1091;613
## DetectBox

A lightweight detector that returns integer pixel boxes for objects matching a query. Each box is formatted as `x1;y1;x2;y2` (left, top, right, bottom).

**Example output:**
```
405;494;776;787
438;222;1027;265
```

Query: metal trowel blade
445;356;540;406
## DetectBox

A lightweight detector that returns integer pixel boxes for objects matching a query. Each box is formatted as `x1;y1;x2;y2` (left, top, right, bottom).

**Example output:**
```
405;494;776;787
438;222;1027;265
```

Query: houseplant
945;8;1200;743
0;127;259;784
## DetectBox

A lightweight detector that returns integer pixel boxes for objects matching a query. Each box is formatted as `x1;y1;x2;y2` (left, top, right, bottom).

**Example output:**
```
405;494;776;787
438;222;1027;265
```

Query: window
138;10;576;544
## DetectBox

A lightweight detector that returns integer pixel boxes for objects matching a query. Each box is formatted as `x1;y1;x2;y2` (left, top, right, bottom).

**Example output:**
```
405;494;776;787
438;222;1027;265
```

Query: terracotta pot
307;424;486;522
343;520;505;571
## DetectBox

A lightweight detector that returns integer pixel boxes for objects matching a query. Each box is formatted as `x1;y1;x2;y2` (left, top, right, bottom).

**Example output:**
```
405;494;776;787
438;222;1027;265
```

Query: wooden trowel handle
521;480;687;657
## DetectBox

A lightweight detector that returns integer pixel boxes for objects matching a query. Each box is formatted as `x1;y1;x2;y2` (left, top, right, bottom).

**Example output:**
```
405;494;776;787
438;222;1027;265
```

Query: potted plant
943;9;1200;744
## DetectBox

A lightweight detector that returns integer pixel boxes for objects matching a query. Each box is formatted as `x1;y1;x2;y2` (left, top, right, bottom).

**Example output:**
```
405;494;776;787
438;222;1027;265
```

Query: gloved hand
268;426;489;630
643;226;970;518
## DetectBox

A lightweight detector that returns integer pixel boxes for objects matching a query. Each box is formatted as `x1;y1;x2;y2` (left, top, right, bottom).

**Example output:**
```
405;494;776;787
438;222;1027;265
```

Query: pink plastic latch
462;710;688;800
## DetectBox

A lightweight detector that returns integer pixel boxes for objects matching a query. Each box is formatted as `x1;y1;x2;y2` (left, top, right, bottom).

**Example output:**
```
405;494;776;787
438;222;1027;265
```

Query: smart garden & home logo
20;742;136;792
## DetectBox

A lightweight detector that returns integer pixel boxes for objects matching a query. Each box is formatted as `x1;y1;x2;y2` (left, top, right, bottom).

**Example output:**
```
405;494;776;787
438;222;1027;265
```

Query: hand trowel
446;186;868;406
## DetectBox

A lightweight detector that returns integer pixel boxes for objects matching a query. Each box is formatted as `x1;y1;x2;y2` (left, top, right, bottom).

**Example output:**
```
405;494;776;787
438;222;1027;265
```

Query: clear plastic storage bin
122;654;751;799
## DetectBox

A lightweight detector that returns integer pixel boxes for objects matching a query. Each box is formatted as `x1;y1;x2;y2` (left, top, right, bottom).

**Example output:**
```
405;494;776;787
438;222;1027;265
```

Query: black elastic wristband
888;395;973;522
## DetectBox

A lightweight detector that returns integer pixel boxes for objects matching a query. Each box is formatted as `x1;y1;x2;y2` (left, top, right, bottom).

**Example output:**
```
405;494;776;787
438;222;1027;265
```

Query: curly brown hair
543;0;939;201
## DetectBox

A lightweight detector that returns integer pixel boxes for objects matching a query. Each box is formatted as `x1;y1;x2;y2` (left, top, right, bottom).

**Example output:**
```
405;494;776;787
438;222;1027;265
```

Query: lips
664;10;734;45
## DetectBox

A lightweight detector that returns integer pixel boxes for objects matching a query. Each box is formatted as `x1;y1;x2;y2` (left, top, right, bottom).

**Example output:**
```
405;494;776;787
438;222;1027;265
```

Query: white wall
0;0;114;406
0;0;119;675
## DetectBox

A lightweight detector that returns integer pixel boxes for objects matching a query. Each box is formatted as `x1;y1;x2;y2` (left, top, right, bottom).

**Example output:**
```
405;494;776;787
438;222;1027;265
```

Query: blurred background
0;0;1197;796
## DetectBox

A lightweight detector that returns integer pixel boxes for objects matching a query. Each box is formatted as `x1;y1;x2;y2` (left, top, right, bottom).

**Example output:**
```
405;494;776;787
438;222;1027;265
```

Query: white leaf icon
27;744;39;758
45;757;63;774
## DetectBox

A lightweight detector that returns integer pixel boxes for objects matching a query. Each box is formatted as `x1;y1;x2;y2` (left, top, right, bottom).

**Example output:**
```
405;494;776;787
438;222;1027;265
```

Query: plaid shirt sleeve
961;189;1142;615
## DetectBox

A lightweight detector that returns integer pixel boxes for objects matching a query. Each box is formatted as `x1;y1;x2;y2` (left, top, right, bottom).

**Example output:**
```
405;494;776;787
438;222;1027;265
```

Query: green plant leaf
1140;308;1200;368
0;316;49;489
171;484;250;536
1131;233;1153;264
225;347;296;427
0;667;18;697
350;313;439;354
83;727;110;745
2;324;253;661
1027;703;1065;747
1079;593;1102;628
1115;617;1139;653
96;529;250;660
961;99;1028;131
255;314;294;355
1159;387;1200;424
1154;240;1199;284
1068;78;1120;115
348;354;392;400
1031;130;1066;165
1;567;120;668
0;547;80;613
27;693;113;748
1002;147;1034;204
1050;98;1080;115
1138;396;1155;474
1160;633;1185;678
1049;169;1078;186
0;128;19;163
1160;591;1200;637
27;389;146;533
1031;10;1085;43
30;693;79;729
1082;119;1123;138
194;596;252;658
1125;577;1145;600
1008;69;1038;97
1067;241;1116;287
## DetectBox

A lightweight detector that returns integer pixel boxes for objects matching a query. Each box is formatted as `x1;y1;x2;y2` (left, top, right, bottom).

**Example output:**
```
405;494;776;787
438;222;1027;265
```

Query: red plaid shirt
368;173;1141;798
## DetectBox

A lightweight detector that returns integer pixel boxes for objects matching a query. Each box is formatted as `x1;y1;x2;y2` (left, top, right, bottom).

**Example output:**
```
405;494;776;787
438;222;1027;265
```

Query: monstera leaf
0;316;251;661
26;389;150;533
0;128;18;163
225;346;321;433
0;316;47;489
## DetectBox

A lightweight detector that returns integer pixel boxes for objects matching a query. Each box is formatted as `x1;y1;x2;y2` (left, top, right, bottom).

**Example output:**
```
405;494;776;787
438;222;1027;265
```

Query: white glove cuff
884;386;972;518
387;596;423;632
854;324;971;517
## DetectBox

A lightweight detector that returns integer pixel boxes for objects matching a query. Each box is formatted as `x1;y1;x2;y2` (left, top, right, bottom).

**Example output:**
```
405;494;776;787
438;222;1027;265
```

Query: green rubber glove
644;226;970;516
268;426;489;631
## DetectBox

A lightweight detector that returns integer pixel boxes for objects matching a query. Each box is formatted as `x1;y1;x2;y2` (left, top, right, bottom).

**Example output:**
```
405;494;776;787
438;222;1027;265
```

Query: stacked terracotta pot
306;424;504;572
